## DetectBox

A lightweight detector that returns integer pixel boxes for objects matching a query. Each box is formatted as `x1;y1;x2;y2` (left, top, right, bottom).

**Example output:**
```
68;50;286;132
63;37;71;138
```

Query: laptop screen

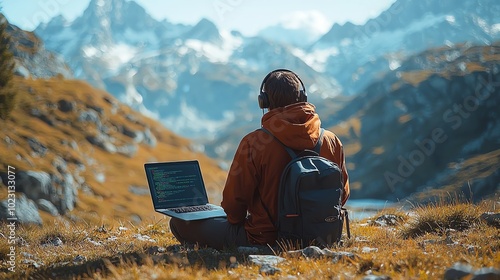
144;160;209;209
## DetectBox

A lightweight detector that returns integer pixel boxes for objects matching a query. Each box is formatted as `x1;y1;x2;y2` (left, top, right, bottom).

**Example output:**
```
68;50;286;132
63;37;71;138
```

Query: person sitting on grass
170;69;350;250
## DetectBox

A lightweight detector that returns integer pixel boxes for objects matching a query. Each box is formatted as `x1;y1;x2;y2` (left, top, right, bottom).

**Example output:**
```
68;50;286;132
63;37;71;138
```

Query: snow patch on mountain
293;47;340;72
117;28;159;48
83;43;137;74
160;99;236;139
258;10;332;48
183;32;242;64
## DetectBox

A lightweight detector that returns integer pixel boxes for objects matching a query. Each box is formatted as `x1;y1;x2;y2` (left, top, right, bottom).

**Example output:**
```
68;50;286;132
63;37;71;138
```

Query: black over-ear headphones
258;69;307;109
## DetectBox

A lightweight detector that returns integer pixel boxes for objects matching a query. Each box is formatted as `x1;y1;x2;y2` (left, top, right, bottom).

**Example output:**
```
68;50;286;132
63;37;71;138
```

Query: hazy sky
2;0;396;35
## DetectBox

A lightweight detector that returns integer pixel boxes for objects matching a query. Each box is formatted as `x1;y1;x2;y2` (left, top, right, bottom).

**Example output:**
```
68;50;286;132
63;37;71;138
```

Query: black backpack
260;128;350;248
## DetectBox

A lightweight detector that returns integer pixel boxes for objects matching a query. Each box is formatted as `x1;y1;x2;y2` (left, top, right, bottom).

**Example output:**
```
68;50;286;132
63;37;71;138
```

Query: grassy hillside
0;76;228;225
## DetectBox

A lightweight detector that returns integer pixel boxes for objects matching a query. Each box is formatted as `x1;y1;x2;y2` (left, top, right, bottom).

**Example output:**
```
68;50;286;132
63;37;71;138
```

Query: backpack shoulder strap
259;127;296;159
313;128;325;154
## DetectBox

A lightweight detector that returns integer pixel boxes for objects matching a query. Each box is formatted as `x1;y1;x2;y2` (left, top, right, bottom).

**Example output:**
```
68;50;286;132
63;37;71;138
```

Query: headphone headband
258;69;307;109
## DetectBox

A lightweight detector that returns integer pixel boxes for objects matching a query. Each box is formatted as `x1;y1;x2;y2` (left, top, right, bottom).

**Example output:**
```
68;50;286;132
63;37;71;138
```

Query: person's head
258;69;307;110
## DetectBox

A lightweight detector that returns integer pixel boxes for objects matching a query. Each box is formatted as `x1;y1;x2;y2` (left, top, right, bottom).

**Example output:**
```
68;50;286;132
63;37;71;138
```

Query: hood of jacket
261;102;321;150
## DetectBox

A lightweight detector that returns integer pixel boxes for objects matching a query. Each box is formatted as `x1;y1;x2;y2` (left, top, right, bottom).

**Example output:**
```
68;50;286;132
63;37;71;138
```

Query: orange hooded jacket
221;102;350;245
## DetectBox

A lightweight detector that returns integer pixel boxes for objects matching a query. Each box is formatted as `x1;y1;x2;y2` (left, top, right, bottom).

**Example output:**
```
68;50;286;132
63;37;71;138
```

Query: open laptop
144;160;227;221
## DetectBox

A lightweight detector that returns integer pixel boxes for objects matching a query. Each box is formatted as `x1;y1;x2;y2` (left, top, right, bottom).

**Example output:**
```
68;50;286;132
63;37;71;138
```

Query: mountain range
1;0;499;206
32;0;500;141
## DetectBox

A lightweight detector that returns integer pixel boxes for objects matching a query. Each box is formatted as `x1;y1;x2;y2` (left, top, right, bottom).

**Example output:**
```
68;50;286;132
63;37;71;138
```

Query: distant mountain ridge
311;0;500;95
34;0;340;139
33;0;500;141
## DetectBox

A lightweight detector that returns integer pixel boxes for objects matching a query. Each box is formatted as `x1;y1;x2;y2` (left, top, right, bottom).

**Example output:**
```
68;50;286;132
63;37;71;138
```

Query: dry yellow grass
0;197;498;280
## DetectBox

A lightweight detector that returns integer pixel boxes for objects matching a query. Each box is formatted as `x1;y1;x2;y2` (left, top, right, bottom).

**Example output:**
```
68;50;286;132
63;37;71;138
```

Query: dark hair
264;70;302;109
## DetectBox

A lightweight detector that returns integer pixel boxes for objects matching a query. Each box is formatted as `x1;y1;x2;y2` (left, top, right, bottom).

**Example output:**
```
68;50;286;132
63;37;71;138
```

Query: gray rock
59;172;77;213
288;246;358;262
36;199;59;216
130;214;142;224
86;134;117;153
331;251;358;263
42;236;63;247
145;246;166;255
480;212;500;228
3;136;14;146
362;275;391;280
259;264;281;276
52;156;68;173
0;193;42;225
15;65;31;77
120;125;144;143
73;255;87;264
369;214;403;227
22;259;44;269
70;140;79;151
86;104;104;115
79;109;102;128
15;171;57;203
301;246;324;258
94;172;106;183
128;185;149;196
362;247;379;253
248;255;286;266
117;144;138;158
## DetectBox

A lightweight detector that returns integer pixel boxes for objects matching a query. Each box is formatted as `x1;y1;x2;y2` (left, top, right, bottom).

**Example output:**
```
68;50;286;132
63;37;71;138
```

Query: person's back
170;69;349;250
221;69;350;246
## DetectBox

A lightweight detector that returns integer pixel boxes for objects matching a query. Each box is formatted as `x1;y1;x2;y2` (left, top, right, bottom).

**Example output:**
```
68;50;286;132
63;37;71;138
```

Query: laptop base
157;204;226;221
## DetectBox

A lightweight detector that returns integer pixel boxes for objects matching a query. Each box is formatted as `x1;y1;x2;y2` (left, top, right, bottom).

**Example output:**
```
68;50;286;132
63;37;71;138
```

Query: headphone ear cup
258;92;269;109
300;90;307;102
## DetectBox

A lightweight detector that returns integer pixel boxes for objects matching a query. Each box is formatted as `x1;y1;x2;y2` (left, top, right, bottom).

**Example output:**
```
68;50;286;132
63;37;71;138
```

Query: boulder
60;172;77;213
117;144;138;158
0;193;42;225
86;134;117;153
14;171;57;203
36;199;59;216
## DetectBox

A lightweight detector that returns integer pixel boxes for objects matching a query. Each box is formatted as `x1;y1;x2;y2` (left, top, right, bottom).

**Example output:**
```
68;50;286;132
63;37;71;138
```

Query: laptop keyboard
168;205;215;213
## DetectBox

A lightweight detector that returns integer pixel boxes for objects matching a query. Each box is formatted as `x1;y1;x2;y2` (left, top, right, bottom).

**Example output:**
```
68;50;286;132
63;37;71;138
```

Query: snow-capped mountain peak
184;18;222;45
33;0;500;139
